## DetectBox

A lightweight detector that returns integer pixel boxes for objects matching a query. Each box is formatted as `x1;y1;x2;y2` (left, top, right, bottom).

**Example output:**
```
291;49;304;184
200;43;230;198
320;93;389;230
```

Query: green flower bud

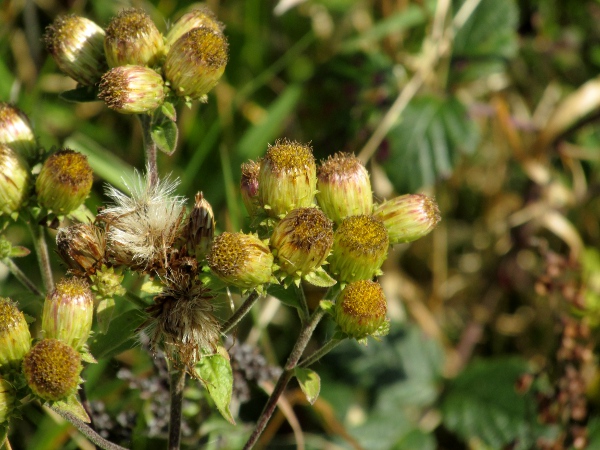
317;153;373;223
184;192;214;258
373;194;440;244
42;278;94;350
270;207;333;276
0;297;31;368
241;159;260;217
104;8;165;68
56;223;106;275
258;139;316;218
164;27;228;100
207;232;274;290
36;149;93;215
43;14;106;86
0;376;16;424
165;6;224;48
22;338;82;402
0;144;30;217
0;103;38;160
335;280;387;338
99;65;165;114
89;265;126;299
328;215;389;283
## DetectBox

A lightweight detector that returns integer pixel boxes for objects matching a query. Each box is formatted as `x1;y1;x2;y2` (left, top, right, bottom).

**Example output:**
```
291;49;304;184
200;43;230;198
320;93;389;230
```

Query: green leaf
59;86;99;103
151;120;179;155
160;101;177;121
196;347;235;424
383;95;479;192
54;395;90;423
9;245;30;258
90;309;144;359
95;297;115;334
295;367;321;404
441;358;536;449
303;267;337;288
267;284;301;310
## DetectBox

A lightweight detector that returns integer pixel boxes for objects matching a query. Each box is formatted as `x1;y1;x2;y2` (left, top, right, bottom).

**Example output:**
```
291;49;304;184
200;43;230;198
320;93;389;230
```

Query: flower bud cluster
44;7;229;114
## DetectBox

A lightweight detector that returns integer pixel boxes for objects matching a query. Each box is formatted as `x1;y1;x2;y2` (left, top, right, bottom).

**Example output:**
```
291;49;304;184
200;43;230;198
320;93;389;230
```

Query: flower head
335;280;387;339
98;172;186;271
43;14;106;86
0;144;30;217
0;297;31;369
56;223;106;276
0;376;16;424
240;159;261;217
99;65;165;114
0;103;38;161
166;6;224;48
183;192;215;259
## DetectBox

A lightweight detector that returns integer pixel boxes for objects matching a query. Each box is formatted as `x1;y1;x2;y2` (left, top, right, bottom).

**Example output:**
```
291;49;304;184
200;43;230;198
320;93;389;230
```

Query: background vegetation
3;0;600;448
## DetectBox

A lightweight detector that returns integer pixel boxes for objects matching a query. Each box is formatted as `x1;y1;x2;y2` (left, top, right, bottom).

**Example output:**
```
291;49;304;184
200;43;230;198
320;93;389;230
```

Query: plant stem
222;291;260;334
1;258;42;296
299;338;343;368
168;369;186;450
50;406;128;450
27;222;53;293
139;114;158;187
243;307;326;450
295;284;309;323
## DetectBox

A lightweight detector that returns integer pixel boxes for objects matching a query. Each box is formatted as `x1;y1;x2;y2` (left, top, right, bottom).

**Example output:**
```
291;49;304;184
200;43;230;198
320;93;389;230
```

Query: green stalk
138;114;158;187
168;369;186;450
27;222;53;293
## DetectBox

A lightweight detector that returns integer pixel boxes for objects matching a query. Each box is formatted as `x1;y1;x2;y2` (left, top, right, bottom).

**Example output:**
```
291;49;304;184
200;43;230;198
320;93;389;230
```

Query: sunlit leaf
295;367;320;404
196;347;235;424
151;120;178;155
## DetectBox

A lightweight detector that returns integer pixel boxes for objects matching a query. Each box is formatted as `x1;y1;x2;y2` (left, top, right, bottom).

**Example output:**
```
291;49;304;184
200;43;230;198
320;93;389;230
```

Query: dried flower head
0;144;30;217
56;223;106;275
317;153;373;223
98;172;186;271
183;192;214;259
259;139;317;218
99;65;165;114
43;14;106;86
0;297;31;369
104;8;165;68
0;103;38;161
166;6;224;48
240;159;261;217
145;273;219;371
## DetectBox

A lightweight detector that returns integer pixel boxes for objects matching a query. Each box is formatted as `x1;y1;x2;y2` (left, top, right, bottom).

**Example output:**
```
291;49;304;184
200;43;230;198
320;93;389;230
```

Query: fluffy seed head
207;232;274;290
258;139;316;218
0;103;38;160
317;153;373;223
36;149;93;215
99;65;165;114
0;144;30;217
0;298;31;368
269;207;333;276
56;223;106;275
166;6;224;48
164;27;228;100
373;194;440;244
104;8;165;68
240;159;260;217
22;338;82;402
42;278;94;350
43;15;106;86
328;215;389;283
336;280;387;338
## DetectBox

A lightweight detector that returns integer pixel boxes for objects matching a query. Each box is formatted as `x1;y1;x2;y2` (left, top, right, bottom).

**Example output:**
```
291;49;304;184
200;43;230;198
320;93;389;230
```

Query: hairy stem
168;369;186;450
27;222;53;293
2;258;42;296
299;338;343;368
50;406;128;450
243;307;326;449
222;291;260;334
139;114;158;187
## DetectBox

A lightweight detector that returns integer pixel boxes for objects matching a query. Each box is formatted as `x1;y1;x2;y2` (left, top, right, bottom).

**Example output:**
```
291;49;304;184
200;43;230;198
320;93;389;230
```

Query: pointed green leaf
160;101;177;121
59;86;99;103
303;267;337;288
267;284;301;310
196;347;235;424
90;309;145;359
295;367;320;405
9;246;30;258
54;395;90;423
95;297;115;334
151;120;179;155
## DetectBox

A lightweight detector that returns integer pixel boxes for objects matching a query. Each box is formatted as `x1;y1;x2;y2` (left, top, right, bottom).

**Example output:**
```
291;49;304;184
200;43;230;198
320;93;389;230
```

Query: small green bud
99;65;165;114
0;144;30;217
0;376;16;424
165;6;224;48
0;297;31;368
241;159;260;217
36;149;93;215
207;232;274;290
373;194;440;244
42;278;94;350
258;139;316;218
270;207;333;276
104;8;165;68
183;192;214;258
43;15;106;86
317;153;373;223
164;27;228;100
328;215;389;283
335;280;387;338
22;338;82;402
89;265;126;299
56;223;106;275
0;103;38;161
